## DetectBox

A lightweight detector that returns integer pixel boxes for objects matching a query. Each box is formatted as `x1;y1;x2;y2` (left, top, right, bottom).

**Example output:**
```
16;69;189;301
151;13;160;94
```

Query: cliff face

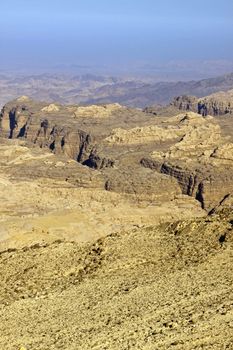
172;89;233;116
0;99;114;168
141;112;233;211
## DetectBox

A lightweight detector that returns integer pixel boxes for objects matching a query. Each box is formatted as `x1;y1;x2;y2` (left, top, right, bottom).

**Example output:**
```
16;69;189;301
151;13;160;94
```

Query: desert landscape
0;84;233;348
1;0;233;348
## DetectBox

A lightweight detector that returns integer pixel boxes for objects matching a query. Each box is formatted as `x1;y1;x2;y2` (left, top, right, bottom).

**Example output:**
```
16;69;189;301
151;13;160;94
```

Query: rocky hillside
0;208;232;349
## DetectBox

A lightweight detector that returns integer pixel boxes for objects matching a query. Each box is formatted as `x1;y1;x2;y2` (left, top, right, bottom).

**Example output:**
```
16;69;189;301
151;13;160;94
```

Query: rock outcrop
172;90;233;116
41;103;60;112
70;103;122;118
141;112;233;210
0;100;96;165
105;125;180;145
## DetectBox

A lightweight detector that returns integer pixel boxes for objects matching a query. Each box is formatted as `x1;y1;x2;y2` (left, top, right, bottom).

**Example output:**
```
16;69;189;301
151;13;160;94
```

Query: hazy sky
1;0;233;71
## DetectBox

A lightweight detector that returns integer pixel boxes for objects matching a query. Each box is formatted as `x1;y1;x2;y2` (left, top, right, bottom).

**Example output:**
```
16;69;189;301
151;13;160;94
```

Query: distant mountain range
85;72;233;107
0;72;233;108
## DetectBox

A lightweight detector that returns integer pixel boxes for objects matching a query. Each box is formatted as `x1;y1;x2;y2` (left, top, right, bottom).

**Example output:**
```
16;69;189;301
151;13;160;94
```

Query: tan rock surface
105;125;179;144
71;103;122;118
41;103;60;112
171;89;233;116
16;95;30;102
105;112;217;146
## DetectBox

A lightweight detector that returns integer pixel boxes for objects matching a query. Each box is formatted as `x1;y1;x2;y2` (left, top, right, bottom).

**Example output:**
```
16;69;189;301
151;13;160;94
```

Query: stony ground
0;210;232;349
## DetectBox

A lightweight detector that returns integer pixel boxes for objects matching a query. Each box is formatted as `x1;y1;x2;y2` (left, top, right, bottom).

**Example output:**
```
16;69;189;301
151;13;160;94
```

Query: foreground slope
0;210;232;349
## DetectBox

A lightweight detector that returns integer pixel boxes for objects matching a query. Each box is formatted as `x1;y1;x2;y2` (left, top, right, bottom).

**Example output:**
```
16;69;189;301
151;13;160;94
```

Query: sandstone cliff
141;112;233;210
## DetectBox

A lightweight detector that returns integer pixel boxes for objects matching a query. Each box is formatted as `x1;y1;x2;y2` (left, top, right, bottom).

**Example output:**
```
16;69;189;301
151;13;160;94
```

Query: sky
0;0;233;73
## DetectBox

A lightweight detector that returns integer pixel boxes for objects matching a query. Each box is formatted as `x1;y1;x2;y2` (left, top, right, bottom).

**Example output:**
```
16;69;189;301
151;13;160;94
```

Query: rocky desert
0;86;233;348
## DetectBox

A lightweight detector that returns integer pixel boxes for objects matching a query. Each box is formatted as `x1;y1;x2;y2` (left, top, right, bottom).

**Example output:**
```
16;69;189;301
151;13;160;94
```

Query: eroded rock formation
141;112;233;210
172;90;233;116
